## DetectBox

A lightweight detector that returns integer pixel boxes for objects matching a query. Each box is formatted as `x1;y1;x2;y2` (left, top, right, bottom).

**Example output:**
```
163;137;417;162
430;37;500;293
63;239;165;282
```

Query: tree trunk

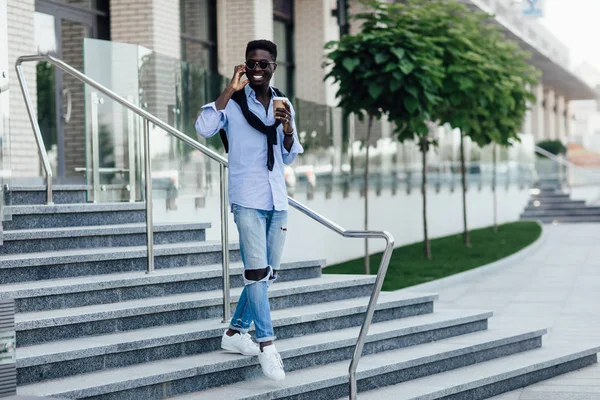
421;137;431;259
460;133;471;246
364;115;374;275
493;143;498;233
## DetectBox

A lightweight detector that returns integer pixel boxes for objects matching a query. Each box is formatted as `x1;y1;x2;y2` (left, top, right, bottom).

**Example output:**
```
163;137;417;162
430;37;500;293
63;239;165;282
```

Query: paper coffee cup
273;96;288;110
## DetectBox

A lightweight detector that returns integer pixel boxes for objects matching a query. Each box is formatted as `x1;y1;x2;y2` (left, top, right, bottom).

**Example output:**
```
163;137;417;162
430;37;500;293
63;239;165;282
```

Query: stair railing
535;146;600;188
15;53;394;399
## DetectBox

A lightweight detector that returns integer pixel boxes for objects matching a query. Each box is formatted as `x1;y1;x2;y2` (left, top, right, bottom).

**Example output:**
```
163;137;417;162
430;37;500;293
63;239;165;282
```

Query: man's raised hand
229;65;249;92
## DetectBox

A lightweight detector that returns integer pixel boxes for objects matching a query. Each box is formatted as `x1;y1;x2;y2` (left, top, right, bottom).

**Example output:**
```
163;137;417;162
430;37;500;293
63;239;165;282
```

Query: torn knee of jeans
281;226;287;232
243;266;272;285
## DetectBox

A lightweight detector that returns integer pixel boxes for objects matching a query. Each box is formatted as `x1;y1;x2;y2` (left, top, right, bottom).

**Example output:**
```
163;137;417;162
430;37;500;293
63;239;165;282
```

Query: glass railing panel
81;38;538;212
83;38;142;202
134;52;230;239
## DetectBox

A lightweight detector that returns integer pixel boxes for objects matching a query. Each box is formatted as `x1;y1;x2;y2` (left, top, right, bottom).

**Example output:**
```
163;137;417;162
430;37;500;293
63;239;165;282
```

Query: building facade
0;0;596;180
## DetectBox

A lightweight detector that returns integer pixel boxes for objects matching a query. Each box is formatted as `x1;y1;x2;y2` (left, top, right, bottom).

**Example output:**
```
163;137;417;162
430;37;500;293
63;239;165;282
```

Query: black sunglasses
245;59;276;70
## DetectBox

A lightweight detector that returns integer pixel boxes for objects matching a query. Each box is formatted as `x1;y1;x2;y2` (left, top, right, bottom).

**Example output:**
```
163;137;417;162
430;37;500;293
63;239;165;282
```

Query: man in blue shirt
196;40;303;381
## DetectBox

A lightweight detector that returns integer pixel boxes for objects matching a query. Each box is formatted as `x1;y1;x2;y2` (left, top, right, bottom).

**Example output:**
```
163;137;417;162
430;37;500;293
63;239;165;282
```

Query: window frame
273;0;295;99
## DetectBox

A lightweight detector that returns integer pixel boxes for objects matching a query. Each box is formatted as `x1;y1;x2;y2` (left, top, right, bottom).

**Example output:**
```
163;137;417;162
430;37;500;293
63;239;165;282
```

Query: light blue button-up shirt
195;85;304;211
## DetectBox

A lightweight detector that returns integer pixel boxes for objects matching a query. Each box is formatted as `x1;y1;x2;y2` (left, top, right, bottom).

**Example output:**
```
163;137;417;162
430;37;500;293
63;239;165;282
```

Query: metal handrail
535;146;600;189
15;59;53;204
535;145;600;178
15;53;394;399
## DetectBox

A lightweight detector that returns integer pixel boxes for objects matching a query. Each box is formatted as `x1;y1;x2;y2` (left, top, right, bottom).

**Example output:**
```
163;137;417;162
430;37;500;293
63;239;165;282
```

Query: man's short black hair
245;40;278;61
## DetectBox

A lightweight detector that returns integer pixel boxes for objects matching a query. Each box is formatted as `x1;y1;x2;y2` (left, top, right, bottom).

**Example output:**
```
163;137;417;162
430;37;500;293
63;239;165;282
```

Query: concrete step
173;328;550;400
531;193;570;200
9;185;90;205
16;307;481;386
14;275;383;346
0;241;242;284
521;208;600;217
0;223;209;255
5;203;146;230
529;196;573;203
0;259;324;312
355;344;600;400
526;200;586;208
521;215;600;224
538;187;560;193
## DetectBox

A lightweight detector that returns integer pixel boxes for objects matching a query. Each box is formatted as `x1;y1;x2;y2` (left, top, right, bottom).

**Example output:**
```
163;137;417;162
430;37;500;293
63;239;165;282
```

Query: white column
531;84;544;142
522;84;533;135
566;101;574;140
556;95;566;143
0;0;8;172
7;0;39;177
295;0;329;104
217;0;274;77
110;0;181;59
544;88;555;140
0;0;7;73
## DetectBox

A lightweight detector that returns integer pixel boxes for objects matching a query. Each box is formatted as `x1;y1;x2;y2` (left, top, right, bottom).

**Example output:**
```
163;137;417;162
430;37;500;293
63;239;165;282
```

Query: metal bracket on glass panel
0;71;8;93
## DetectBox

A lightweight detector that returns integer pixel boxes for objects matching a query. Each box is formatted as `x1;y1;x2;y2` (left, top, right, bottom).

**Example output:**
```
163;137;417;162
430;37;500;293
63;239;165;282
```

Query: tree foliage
536;139;567;157
324;0;541;256
324;1;445;137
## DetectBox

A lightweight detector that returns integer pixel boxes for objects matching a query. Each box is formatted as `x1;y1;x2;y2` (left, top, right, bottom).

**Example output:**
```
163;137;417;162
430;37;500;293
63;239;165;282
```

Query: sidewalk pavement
413;223;600;400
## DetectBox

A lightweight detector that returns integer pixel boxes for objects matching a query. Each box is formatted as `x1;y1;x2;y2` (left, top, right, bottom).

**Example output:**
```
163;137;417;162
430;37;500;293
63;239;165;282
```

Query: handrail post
127;95;137;202
348;233;395;400
143;119;155;274
220;163;231;322
46;175;52;206
14;62;53;204
90;92;101;203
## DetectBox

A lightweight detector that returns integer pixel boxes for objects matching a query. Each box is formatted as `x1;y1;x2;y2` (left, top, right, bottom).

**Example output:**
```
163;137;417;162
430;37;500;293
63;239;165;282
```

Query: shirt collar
244;85;276;100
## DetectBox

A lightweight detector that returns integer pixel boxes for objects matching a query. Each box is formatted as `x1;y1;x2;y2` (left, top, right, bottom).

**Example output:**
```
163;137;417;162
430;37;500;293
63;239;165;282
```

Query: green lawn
324;221;541;291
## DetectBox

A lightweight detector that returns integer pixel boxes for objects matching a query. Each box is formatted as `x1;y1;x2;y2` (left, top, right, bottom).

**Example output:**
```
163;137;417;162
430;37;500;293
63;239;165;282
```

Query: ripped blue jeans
229;204;288;343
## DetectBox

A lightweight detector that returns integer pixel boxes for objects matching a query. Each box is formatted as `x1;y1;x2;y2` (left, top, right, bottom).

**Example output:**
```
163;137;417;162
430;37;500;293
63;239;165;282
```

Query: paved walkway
418;223;600;400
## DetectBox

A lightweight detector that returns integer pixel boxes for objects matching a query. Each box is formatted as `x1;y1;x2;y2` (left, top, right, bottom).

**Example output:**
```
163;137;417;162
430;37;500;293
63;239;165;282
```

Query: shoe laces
241;333;257;348
266;350;284;372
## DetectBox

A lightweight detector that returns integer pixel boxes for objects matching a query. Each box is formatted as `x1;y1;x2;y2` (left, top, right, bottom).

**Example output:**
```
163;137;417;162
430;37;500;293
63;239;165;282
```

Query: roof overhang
503;30;597;100
466;0;597;101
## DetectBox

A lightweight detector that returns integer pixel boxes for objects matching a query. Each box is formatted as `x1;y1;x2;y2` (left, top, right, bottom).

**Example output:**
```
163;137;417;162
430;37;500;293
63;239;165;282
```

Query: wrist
225;85;238;96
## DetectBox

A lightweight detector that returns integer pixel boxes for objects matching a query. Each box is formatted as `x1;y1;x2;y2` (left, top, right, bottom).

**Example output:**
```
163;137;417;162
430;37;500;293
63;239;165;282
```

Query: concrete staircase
520;187;600;223
0;186;598;399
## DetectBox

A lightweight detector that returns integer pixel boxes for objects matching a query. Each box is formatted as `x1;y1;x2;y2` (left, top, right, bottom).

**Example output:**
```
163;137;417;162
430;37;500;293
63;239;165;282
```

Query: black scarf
219;87;286;171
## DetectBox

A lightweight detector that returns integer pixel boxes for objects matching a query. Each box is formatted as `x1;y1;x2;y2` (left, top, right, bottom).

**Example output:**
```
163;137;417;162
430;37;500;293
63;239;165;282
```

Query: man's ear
272;63;277;73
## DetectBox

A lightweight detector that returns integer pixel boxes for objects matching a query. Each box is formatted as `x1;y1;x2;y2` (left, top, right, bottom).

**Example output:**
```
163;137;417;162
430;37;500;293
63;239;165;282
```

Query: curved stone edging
396;221;546;293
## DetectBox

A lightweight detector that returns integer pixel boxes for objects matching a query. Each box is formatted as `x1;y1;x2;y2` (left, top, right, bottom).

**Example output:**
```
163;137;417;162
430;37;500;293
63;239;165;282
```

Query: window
180;0;217;72
273;0;294;98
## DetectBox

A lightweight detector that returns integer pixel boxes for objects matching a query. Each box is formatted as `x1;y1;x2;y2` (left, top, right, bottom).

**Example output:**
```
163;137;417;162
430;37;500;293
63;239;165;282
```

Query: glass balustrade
82;38;538;229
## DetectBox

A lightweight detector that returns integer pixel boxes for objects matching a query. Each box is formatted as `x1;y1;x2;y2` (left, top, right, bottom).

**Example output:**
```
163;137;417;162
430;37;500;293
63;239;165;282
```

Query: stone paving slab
411;223;600;399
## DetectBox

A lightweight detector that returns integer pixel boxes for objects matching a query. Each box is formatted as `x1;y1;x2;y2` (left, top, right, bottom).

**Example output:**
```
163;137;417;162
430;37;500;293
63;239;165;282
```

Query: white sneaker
258;344;285;381
221;331;260;356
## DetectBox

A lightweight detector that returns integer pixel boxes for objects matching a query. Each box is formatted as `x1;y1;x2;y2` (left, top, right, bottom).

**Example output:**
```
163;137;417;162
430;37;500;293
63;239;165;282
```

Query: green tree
395;0;539;244
325;0;445;264
326;0;539;263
